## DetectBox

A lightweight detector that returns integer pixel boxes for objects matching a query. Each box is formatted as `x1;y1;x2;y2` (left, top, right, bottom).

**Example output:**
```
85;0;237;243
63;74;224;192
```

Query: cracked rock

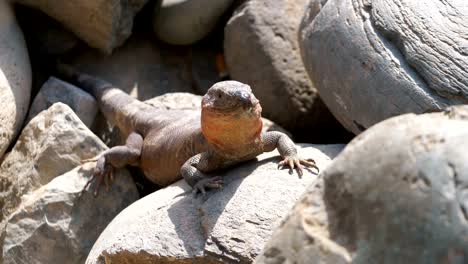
299;0;468;134
256;105;468;263
0;103;107;226
2;164;138;264
85;144;344;264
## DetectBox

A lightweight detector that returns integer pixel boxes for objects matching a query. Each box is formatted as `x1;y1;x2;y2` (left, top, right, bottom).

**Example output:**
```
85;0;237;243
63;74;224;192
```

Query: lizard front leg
83;131;143;196
181;152;224;195
262;131;319;177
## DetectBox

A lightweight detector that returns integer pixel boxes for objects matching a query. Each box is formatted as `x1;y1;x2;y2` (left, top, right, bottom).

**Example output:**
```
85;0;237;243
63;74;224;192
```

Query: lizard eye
217;93;222;99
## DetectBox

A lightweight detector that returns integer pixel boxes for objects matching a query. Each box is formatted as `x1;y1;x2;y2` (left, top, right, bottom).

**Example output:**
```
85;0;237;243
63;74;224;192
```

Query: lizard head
201;81;263;155
201;81;261;114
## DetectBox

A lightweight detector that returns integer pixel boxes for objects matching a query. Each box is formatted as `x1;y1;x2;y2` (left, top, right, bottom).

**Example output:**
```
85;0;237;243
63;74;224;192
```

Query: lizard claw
82;157;115;197
278;156;319;177
192;176;224;196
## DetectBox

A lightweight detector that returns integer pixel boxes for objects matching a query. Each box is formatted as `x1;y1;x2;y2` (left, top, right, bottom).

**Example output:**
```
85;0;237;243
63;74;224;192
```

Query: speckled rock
85;144;344;264
153;0;235;45
0;103;107;225
299;0;468;134
2;164;138;264
0;0;32;159
224;0;345;142
13;0;148;53
27;77;98;127
257;105;468;263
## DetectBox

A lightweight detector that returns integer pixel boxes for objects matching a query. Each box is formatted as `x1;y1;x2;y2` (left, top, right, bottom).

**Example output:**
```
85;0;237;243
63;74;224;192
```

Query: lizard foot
82;156;115;197
278;156;319;177
192;176;223;196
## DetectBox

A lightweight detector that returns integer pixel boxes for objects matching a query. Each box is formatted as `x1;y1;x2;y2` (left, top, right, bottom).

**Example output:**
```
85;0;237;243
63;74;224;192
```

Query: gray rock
224;0;344;142
153;0;235;45
0;103;107;225
27;77;98;127
2;164;138;264
257;105;468;263
299;0;468;134
13;0;148;53
0;0;32;159
85;144;344;264
66;31;217;102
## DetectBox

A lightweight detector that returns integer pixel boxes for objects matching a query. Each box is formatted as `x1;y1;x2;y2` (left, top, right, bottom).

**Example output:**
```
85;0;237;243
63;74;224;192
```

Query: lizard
56;63;319;196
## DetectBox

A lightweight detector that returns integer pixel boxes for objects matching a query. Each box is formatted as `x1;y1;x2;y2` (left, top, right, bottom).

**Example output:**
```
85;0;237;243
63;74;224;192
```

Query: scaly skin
57;64;318;196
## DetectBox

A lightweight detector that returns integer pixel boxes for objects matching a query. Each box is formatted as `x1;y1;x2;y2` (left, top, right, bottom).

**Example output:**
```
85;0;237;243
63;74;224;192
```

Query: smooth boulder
299;0;468;134
153;0;235;45
0;0;32;159
256;105;468;263
2;164;138;264
14;0;148;53
85;144;344;263
224;0;345;142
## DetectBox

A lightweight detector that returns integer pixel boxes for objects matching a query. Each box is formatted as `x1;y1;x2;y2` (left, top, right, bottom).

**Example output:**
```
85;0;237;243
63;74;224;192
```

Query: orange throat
201;106;262;156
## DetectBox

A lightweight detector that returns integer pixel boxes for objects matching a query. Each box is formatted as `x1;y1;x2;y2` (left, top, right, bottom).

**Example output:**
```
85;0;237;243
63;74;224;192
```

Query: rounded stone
256;105;468;263
153;0;235;45
224;0;347;142
299;0;468;134
0;0;32;159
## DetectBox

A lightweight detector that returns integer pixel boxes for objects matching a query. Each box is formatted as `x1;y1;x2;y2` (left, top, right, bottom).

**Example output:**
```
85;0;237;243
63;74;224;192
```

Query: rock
299;0;468;134
2;164;138;264
64;31;218;101
257;105;468;263
13;0;148;53
85;144;344;263
224;0;346;142
15;5;79;56
0;0;32;159
0;103;107;225
145;92;204;110
254;177;352;264
153;0;235;45
27;77;98;127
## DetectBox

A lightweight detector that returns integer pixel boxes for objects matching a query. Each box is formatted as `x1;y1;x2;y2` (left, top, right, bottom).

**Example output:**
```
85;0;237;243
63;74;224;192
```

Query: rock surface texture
2;164;138;264
27;77;98;127
65;31;218;101
299;0;468;134
14;0;148;53
85;144;344;264
0;0;32;159
224;0;344;142
153;0;235;45
256;105;468;264
0;103;107;225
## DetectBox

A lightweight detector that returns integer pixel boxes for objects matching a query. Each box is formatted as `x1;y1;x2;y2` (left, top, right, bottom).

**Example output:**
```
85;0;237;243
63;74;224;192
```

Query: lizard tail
55;62;155;136
56;61;112;98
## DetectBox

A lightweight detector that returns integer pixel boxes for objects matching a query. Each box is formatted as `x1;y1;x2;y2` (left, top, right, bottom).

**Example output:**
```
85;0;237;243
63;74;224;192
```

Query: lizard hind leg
83;132;143;196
